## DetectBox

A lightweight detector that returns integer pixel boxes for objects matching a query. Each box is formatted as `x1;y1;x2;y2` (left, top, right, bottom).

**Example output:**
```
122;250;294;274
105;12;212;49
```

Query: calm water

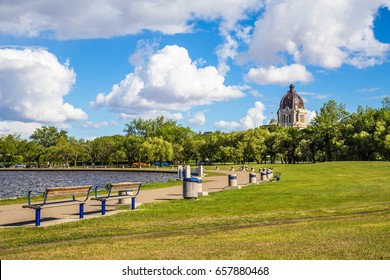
0;170;177;199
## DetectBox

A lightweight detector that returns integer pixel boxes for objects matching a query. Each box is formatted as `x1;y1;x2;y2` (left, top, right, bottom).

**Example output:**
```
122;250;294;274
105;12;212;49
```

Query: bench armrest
26;190;46;206
72;186;93;202
94;185;109;200
133;183;142;196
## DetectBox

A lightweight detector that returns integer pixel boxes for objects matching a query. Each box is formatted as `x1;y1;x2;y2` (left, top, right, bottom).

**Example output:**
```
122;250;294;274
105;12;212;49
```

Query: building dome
279;84;305;109
277;84;307;129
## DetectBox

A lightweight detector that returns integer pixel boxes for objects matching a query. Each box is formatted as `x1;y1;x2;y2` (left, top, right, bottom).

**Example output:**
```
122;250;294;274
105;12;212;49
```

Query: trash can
260;169;267;181
228;174;238;187
183;177;198;199
249;172;257;184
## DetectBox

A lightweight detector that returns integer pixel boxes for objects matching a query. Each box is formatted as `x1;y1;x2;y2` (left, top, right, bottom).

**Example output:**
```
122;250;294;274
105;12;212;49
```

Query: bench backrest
107;182;142;196
46;185;92;196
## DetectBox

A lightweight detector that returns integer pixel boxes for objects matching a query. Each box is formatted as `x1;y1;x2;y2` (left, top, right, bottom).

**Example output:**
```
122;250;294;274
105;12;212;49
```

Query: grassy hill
0;161;389;259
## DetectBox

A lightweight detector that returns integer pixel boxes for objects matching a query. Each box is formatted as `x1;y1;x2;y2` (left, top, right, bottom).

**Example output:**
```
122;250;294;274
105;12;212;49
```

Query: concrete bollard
269;169;273;180
197;177;208;196
266;169;270;179
225;174;241;189
251;167;255;172
215;166;219;170
184;165;191;179
230;166;235;171
183;177;198;199
249;172;257;184
197;165;204;177
177;165;183;180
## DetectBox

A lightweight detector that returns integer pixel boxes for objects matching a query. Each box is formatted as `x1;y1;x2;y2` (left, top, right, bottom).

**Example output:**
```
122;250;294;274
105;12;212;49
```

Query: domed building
277;84;308;129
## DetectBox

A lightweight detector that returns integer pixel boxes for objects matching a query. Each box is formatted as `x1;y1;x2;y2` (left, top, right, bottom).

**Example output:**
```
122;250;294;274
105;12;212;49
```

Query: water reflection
0;170;177;199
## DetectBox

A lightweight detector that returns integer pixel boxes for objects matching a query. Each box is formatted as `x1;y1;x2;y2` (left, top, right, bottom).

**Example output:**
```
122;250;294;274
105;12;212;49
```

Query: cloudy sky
1;0;389;139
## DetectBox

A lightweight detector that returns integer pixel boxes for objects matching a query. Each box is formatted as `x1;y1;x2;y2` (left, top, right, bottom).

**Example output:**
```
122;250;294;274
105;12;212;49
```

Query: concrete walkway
0;170;261;227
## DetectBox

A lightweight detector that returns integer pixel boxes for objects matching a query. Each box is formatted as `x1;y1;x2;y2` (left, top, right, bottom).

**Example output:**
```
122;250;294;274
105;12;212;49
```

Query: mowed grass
0;161;389;260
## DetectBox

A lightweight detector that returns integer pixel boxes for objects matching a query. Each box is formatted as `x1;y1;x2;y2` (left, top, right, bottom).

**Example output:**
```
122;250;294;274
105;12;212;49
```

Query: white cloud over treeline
92;45;245;119
0;48;87;125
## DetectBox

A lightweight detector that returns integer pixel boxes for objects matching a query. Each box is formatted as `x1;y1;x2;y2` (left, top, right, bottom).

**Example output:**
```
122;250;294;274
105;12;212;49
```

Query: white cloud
214;120;241;130
243;0;390;69
215;101;267;130
120;111;183;121
240;101;267;129
307;110;317;124
92;45;245;117
246;64;313;85
0;121;43;139
0;0;260;39
188;111;207;126
299;91;329;100
0;48;87;123
82;121;118;129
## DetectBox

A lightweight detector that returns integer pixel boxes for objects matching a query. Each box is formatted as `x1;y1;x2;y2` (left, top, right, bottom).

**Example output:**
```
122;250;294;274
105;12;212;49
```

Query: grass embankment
0;161;389;260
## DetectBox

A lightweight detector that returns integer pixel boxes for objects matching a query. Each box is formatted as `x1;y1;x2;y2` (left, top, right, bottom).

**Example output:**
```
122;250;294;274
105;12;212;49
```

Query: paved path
0;170;260;227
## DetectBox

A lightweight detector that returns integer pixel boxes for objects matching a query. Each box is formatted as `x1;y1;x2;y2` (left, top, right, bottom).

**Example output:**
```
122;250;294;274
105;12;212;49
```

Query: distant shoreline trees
1;99;390;167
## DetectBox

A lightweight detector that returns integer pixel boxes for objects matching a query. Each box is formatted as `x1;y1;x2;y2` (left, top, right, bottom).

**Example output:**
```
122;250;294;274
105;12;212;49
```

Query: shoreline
0;167;177;173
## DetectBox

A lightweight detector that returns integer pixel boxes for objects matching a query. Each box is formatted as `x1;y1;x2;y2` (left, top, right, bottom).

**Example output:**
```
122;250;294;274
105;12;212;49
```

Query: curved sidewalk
0;170;261;227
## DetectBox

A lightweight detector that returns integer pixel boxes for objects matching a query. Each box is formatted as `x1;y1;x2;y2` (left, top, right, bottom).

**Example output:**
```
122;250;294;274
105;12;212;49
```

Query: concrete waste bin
249;172;257;184
260;169;267;181
183;177;199;199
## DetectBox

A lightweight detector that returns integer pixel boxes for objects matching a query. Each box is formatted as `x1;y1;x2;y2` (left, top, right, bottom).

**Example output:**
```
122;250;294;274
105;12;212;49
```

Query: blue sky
0;0;389;139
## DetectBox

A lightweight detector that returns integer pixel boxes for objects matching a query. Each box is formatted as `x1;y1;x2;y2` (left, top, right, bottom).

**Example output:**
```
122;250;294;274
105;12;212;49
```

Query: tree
30;126;68;148
311;100;349;161
123;135;143;165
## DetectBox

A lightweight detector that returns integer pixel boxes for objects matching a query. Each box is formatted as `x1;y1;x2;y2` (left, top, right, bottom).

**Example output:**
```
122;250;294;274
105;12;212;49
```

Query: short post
118;190;132;204
215;166;219;170
249;172;257;184
131;197;136;210
197;164;204;177
251;167;255;172
197;177;208;196
185;165;191;179
266;169;270;179
230;166;235;171
177;165;183;180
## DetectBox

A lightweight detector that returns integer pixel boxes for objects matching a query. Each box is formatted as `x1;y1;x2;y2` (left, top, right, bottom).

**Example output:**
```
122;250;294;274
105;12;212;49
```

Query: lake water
0;170;177;199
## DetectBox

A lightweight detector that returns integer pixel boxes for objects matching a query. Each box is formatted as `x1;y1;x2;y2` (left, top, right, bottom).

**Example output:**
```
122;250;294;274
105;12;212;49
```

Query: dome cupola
279;84;305;109
277;84;308;129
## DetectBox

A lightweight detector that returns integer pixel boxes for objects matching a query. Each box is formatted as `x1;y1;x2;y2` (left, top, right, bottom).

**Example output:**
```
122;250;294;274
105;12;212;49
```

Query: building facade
277;84;308;129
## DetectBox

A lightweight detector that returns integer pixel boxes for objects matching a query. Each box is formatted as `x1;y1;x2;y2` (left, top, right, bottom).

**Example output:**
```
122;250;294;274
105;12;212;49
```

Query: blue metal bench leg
35;208;41;226
131;197;136;210
79;204;84;219
101;201;106;215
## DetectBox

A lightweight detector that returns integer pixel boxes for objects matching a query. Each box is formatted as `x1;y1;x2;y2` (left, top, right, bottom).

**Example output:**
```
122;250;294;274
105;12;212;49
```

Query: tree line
1;98;390;167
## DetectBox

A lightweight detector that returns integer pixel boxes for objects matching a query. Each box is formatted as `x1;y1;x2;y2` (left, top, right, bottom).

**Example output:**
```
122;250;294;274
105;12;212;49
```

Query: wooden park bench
22;185;93;226
92;182;142;215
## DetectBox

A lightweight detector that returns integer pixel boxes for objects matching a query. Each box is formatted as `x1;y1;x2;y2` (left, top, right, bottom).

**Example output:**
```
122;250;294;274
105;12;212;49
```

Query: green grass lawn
0;161;389;260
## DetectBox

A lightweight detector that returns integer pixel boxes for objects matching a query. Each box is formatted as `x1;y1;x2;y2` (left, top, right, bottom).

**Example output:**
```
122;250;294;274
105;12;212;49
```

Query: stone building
277;84;308;129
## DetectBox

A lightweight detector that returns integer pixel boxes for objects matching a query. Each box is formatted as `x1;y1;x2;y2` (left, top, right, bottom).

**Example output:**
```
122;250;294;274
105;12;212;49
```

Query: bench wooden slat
23;200;84;209
109;182;141;192
46;185;92;196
